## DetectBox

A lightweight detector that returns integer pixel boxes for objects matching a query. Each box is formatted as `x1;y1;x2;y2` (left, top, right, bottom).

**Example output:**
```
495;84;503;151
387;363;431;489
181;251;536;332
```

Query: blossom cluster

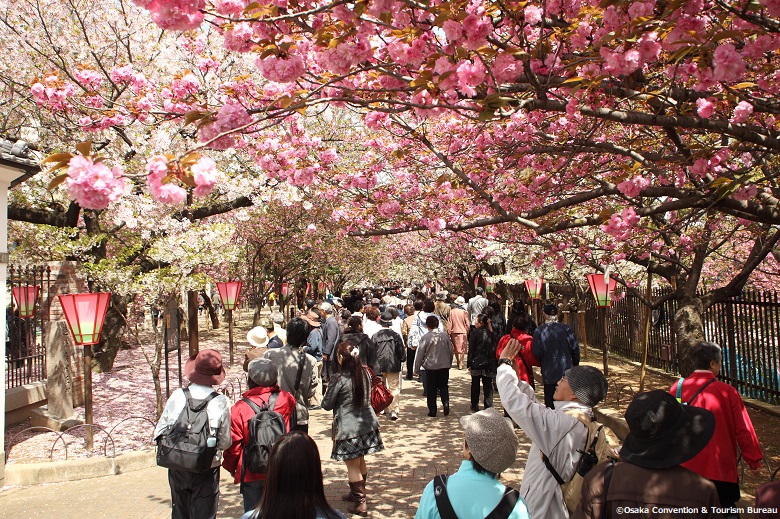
65;156;126;210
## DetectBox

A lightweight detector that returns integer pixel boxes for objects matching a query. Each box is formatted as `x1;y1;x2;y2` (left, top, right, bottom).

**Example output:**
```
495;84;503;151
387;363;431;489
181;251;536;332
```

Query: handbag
471;353;490;370
365;366;393;414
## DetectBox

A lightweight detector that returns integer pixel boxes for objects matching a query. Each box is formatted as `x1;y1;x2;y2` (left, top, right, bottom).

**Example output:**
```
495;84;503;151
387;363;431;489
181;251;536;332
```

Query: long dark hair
254;431;342;519
335;340;367;409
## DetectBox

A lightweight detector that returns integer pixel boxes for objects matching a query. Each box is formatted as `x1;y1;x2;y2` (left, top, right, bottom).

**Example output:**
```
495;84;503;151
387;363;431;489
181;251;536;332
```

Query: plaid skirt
331;429;384;461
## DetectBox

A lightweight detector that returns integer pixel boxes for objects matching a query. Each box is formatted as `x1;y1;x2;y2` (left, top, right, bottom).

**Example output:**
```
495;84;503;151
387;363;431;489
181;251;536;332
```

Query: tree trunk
201;290;220;329
673;297;706;377
187;290;199;356
253;306;263;327
93;296;128;373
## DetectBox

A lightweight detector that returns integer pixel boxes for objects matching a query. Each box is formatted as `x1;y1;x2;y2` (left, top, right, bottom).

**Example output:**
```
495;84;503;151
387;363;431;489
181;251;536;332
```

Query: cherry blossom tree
6;0;780;374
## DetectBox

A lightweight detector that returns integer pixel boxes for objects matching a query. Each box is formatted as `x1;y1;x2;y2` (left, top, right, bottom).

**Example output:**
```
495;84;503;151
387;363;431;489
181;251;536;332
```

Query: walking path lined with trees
2;316;778;518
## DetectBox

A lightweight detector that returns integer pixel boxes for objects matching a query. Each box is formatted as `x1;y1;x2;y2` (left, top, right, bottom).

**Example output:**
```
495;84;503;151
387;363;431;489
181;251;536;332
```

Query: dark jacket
341;331;380;374
467;327;497;376
322;371;379;440
573;461;720;519
322;316;340;358
373;327;406;373
531;321;580;384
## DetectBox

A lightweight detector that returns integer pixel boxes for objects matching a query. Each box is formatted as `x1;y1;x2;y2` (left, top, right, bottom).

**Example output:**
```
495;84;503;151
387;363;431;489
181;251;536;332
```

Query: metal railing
6;265;52;389
540;284;780;405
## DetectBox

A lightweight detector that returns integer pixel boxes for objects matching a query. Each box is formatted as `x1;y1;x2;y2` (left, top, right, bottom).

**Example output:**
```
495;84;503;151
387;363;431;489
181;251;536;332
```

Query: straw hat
246;326;269;348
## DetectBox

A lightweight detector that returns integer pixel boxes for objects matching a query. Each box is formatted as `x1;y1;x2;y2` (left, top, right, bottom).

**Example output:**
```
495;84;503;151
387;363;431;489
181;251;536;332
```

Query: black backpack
240;393;287;482
156;388;218;473
374;329;398;370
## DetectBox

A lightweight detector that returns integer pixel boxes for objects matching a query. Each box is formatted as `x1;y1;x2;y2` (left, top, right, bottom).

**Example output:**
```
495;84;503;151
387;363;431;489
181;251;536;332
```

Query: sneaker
390;411;398;421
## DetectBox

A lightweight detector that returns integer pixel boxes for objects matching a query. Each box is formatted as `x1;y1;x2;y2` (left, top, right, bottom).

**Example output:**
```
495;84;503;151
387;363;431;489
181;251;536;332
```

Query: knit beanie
565;366;608;407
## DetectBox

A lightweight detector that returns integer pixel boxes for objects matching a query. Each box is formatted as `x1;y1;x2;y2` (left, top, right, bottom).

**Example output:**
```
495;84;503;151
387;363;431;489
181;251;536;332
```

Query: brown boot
347;480;367;516
341;473;367;502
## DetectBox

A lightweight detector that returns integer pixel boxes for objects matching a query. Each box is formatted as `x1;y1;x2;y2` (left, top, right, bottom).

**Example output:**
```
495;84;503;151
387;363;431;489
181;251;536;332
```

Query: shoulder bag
365;366;393;414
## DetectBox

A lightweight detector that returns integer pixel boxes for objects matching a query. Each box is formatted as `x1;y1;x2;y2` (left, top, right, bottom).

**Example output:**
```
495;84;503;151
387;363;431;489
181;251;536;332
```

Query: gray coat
263;345;318;425
414;330;454;373
321;371;379;441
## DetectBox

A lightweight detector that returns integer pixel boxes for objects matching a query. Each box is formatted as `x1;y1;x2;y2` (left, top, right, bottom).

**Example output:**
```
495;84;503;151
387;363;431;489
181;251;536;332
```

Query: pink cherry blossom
135;0;206;31
456;60;486;97
214;0;248;16
462;15;492;50
524;6;543;25
492;52;523;83
712;44;746;82
696;97;716;118
600;47;642;76
378;200;401;217
198;99;253;150
602;207;641;241
145;156;186;205
256;52;305;83
306;223;317;233
730;101;753;123
190;156;219;197
65;156;126;210
222;22;255;52
760;0;780;16
733;184;758;201
442;20;462;44
423;217;447;233
617;175;651;198
74;68;103;90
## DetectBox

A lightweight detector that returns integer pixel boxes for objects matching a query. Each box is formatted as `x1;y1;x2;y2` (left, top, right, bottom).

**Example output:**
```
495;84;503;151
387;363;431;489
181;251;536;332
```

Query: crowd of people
153;285;775;519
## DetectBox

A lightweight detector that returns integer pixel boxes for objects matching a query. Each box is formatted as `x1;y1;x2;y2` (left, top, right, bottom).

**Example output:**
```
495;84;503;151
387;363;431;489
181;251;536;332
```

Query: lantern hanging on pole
318;281;326;293
216;281;242;366
12;285;40;319
216;281;242;311
58;292;112;345
586;273;617;307
524;278;544;300
486;279;495;293
58;292;111;450
281;283;289;296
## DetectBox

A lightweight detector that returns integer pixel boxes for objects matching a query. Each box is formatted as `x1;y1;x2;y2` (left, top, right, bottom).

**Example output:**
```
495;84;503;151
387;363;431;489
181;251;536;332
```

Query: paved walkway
0;367;532;519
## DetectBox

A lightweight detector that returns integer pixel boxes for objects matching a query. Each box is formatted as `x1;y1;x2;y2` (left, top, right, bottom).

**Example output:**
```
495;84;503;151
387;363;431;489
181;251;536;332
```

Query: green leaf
478;108;495;122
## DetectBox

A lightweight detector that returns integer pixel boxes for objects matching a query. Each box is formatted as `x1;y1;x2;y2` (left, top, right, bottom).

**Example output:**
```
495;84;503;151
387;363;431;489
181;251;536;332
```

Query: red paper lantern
318;281;326;293
281;282;289;296
524;278;544;300
216;281;242;311
587;273;617;307
12;285;40;319
58;292;111;345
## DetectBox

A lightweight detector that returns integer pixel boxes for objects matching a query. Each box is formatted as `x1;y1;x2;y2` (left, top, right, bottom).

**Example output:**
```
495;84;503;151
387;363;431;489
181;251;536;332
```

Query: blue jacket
531;321;580;384
305;327;323;361
415;460;530;519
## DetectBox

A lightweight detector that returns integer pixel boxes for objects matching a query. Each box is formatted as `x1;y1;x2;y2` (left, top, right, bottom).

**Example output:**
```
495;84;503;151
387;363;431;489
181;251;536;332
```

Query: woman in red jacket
496;313;539;388
223;358;297;514
670;341;763;515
